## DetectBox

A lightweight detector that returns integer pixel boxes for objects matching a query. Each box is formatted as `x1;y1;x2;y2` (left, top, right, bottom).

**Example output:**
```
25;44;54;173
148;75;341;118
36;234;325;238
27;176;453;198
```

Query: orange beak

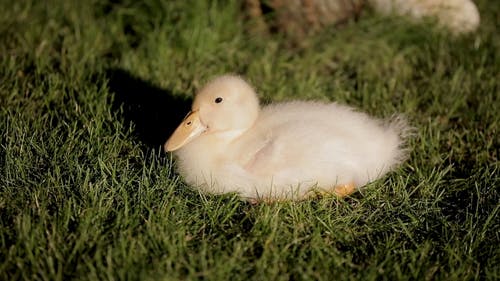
164;110;207;152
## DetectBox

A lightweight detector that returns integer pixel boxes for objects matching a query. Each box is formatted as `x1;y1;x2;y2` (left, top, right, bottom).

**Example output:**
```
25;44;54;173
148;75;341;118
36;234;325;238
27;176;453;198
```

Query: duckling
165;75;409;202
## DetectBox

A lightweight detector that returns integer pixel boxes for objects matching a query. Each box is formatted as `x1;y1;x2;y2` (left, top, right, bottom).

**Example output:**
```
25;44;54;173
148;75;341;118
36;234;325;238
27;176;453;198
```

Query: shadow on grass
106;68;191;150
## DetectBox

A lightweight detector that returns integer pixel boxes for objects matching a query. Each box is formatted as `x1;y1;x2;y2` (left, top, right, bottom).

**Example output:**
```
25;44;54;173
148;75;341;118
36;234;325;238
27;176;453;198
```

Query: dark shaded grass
0;0;498;280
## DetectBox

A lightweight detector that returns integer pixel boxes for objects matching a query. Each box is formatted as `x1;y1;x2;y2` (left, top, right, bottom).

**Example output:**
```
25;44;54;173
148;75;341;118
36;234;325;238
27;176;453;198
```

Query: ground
0;0;498;280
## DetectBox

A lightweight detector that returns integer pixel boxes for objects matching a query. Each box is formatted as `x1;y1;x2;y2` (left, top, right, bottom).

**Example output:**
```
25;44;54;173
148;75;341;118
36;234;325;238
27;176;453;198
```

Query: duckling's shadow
107;68;191;150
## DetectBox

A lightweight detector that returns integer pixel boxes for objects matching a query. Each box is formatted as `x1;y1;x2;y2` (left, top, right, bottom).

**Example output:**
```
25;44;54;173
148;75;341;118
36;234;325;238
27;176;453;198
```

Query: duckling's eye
214;97;223;104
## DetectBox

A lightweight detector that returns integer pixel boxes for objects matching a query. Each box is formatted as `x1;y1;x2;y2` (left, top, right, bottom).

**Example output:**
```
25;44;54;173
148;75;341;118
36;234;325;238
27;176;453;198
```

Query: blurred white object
368;0;480;34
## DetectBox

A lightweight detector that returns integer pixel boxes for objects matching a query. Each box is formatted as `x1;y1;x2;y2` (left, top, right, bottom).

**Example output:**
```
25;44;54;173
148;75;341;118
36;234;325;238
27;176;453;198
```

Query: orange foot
333;182;356;197
248;183;357;204
308;183;357;198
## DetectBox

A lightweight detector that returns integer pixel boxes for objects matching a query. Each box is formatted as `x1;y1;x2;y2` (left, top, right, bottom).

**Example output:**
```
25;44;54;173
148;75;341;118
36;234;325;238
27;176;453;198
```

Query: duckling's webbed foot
247;183;358;203
333;183;356;197
306;182;357;199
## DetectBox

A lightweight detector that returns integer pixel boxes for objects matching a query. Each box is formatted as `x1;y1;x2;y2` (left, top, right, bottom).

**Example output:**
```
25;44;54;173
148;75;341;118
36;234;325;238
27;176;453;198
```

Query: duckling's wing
242;138;276;173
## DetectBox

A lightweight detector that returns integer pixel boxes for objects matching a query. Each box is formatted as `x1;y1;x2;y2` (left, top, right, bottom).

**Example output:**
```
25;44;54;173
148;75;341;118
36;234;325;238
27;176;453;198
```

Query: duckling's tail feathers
386;114;414;165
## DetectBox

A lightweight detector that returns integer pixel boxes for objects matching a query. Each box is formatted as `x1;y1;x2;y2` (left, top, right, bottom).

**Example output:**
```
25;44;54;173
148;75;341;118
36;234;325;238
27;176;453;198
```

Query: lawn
0;0;498;280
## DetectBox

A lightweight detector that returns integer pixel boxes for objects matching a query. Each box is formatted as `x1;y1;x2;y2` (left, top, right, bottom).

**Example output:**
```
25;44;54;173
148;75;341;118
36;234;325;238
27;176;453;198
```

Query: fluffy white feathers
166;75;409;201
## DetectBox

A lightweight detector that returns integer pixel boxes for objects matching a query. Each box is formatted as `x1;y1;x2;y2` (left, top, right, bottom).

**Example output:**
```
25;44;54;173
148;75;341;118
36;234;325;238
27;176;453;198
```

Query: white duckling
165;75;408;202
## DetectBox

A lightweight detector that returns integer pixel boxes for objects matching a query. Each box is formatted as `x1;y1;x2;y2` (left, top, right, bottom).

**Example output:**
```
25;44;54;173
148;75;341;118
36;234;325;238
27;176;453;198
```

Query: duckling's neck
212;129;247;143
178;128;247;161
175;130;242;180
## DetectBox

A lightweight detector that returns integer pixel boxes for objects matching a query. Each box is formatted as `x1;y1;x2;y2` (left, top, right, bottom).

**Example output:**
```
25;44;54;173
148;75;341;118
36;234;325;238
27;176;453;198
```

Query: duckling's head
164;75;260;152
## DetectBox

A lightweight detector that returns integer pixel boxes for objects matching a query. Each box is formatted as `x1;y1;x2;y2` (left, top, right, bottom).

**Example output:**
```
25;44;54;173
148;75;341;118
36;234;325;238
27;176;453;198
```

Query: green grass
1;0;498;280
